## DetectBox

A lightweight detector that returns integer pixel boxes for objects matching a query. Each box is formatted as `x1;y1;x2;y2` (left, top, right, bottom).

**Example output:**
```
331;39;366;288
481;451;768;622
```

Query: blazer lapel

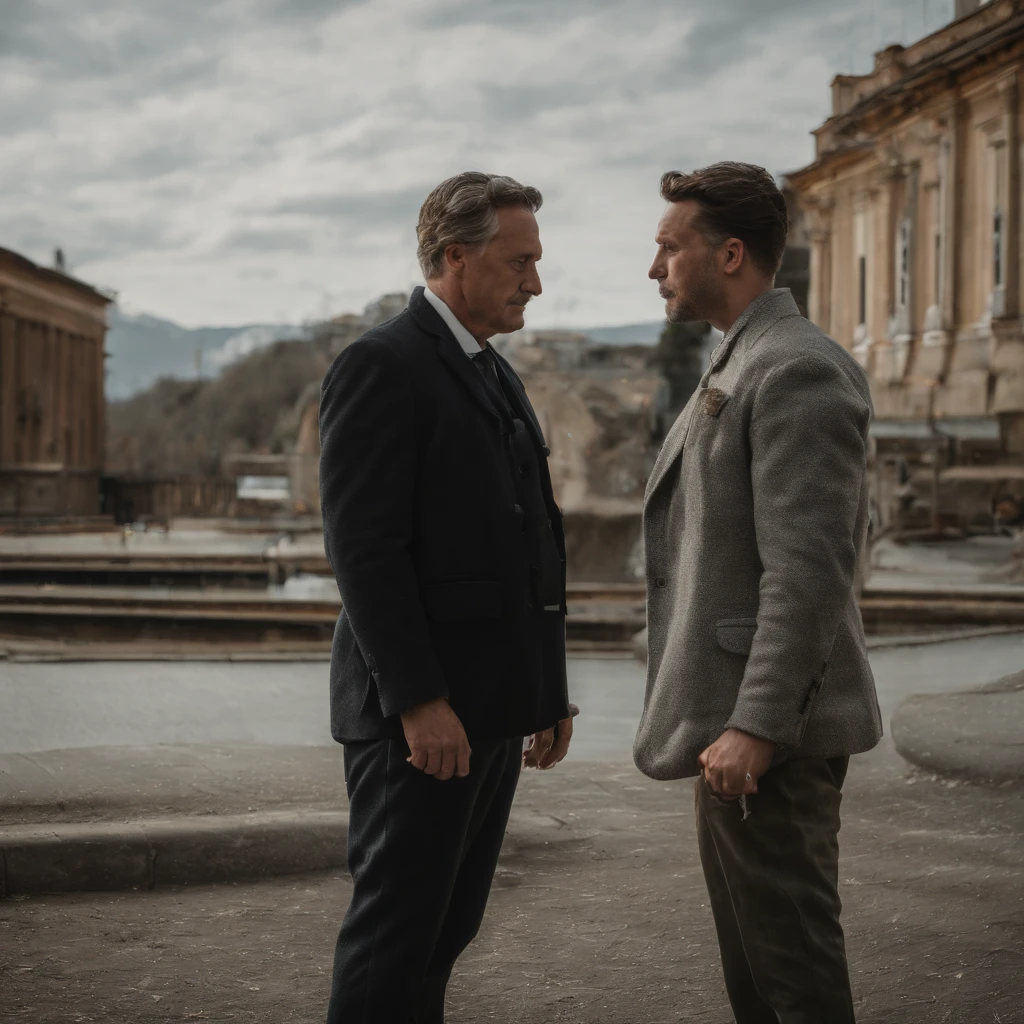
705;288;801;377
644;289;802;505
408;288;509;428
645;390;700;502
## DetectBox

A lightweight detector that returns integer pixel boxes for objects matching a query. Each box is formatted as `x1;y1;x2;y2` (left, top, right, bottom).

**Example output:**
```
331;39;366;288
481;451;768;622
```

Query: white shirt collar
423;286;484;358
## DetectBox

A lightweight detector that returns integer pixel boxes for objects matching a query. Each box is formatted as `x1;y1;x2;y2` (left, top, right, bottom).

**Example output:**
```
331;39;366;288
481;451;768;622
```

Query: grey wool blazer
633;289;883;781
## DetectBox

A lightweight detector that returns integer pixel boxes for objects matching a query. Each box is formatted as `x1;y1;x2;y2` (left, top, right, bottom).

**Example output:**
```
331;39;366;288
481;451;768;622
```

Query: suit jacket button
655;576;667;588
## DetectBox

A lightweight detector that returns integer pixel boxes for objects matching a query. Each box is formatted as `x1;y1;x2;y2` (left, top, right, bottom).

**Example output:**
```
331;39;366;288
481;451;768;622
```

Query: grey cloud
2;4;216;75
0;0;361;98
2;209;173;266
114;138;204;181
417;0;850;34
220;227;313;252
442;0;859;137
256;0;367;21
274;186;427;232
414;0;668;30
0;0;959;325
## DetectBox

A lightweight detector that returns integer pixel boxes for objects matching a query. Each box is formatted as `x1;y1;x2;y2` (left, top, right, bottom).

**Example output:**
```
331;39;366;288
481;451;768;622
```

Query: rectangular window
994;208;1004;287
934;231;942;304
899;221;910;308
858;255;867;326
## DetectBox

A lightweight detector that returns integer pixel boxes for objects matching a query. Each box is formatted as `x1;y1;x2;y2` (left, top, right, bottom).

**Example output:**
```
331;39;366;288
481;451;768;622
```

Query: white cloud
1;0;954;327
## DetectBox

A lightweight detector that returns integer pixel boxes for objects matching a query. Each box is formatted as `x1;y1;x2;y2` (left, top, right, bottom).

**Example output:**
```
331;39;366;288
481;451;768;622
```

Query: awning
941;465;1024;483
870;418;1001;442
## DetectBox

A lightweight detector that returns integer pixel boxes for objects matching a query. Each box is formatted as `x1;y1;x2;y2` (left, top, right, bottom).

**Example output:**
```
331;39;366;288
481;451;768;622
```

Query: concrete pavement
0;744;345;825
5;636;1024;894
3;759;1023;1024
7;637;1024;757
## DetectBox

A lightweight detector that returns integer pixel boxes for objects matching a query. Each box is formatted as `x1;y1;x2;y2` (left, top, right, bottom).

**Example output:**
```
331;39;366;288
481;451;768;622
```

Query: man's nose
648;259;664;281
524;266;542;297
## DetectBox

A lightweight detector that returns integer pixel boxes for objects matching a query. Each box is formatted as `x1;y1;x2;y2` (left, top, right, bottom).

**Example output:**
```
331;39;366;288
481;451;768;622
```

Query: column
807;197;834;334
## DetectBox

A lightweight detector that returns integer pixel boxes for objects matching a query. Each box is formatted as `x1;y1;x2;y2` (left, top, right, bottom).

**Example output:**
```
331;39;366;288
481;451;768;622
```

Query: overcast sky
2;0;955;328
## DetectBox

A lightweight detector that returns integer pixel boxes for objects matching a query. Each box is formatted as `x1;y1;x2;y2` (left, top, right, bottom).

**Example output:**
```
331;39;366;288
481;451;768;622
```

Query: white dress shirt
423;286;485;356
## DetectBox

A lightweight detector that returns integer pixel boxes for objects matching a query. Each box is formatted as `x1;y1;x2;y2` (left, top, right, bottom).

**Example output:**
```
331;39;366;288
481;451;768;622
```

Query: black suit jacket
319;287;570;743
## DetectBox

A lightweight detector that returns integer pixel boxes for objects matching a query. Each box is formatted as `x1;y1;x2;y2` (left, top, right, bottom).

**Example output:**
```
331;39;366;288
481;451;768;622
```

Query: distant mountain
104;309;304;399
103;304;664;400
579;321;664;346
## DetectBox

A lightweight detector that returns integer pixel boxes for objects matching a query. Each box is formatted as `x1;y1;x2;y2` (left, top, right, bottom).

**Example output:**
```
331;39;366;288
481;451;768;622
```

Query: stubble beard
666;256;720;324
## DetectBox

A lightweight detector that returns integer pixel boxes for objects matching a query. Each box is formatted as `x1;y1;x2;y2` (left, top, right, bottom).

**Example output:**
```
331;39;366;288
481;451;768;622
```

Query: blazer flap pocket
716;617;758;655
421;580;502;621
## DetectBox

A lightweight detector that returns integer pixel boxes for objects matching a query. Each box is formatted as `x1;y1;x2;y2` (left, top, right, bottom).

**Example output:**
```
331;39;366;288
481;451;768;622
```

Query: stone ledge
0;809;350;896
891;669;1024;783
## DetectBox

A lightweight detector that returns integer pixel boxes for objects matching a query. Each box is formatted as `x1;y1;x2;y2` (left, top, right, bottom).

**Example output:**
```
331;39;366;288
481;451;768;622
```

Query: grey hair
416;171;543;279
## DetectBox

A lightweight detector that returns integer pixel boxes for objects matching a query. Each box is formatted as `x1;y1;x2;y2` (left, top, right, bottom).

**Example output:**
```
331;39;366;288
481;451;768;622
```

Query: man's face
649;200;724;324
460;206;543;336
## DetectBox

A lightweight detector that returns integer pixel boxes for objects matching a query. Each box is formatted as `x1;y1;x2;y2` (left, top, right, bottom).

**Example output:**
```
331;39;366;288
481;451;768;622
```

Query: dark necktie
472;346;509;410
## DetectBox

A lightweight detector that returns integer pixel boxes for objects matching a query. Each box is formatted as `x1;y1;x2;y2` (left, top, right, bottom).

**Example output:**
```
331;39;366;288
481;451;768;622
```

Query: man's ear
722;238;745;277
444;243;467;276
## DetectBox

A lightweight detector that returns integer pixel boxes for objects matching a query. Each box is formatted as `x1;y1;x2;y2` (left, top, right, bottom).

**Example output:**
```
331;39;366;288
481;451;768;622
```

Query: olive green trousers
696;756;856;1024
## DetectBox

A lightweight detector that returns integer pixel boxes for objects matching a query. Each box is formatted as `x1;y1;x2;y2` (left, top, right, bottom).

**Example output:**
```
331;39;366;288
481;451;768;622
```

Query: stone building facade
0;247;111;518
787;0;1024;458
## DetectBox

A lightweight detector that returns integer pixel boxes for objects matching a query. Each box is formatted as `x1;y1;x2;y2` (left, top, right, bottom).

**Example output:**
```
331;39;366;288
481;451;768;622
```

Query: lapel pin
703;388;729;417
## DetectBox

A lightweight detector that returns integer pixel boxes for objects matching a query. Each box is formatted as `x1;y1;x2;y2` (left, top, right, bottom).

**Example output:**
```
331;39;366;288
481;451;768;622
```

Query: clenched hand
401;698;471;781
523;704;578;770
698;727;774;800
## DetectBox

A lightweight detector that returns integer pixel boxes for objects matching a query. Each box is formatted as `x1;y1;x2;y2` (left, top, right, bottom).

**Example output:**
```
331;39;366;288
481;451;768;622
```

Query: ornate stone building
788;0;1024;458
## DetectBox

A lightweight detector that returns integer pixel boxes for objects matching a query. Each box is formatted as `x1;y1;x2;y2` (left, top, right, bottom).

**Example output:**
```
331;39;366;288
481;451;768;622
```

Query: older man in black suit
319;172;575;1023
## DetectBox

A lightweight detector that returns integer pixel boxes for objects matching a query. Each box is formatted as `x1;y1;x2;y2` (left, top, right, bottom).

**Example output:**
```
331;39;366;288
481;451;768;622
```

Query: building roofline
0;246;113;307
805;1;1024;151
785;142;876;190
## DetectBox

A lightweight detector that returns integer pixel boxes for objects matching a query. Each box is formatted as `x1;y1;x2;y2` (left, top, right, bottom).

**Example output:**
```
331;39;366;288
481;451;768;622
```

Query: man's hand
698;728;774;800
523;704;578;770
400;698;471;781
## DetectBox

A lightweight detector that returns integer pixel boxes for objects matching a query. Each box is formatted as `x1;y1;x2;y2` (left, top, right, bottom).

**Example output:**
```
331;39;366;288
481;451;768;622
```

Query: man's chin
666;300;695;324
503;307;527;332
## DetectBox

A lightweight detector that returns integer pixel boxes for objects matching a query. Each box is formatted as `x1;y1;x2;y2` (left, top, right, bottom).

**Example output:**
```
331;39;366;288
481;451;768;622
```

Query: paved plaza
2;637;1024;1022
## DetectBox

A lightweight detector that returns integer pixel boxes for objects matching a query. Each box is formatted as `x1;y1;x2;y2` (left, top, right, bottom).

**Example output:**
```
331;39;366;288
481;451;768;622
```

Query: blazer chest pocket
716;617;758;656
421;580;502;621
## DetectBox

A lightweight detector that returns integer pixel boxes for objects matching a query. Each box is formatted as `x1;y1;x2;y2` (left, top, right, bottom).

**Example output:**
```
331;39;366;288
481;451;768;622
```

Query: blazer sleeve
724;354;871;748
318;339;449;718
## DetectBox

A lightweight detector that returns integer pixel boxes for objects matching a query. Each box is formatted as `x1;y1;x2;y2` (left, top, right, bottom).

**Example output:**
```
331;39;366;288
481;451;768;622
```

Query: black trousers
326;736;522;1024
696;756;855;1024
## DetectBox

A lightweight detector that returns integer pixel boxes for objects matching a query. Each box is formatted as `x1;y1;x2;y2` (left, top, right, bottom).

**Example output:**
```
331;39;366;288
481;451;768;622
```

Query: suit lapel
493;350;548;451
408;288;509;428
644;289;802;506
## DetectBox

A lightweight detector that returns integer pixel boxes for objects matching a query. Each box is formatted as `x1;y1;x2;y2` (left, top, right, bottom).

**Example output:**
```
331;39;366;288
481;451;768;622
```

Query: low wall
0;467;100;518
562;504;644;583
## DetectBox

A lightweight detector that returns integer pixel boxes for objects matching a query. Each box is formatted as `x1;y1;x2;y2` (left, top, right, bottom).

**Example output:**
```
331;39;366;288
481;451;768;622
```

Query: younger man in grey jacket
636;161;882;1023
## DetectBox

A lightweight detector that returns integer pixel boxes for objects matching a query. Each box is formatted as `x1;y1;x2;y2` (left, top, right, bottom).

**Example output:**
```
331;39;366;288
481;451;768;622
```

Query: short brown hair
660;162;788;277
416;172;543;278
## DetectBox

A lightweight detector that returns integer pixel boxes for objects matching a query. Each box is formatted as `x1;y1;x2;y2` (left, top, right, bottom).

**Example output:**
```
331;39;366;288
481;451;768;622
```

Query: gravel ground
2;759;1023;1024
